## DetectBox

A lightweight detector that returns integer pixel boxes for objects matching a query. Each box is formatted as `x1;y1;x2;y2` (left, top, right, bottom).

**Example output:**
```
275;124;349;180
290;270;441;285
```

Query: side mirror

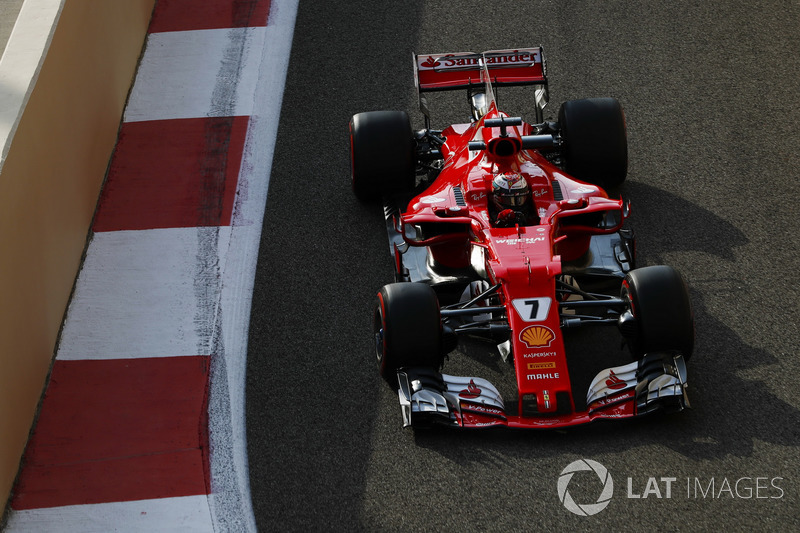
470;93;488;121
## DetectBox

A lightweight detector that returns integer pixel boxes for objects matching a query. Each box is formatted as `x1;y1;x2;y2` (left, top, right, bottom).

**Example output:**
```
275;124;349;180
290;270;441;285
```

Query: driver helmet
492;172;530;210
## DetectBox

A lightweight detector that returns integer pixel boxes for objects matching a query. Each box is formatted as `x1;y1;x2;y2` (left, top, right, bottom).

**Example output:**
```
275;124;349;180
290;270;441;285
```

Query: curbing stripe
11;357;210;510
56;228;233;361
148;0;272;33
5;495;215;532
93;117;249;232
123;27;267;123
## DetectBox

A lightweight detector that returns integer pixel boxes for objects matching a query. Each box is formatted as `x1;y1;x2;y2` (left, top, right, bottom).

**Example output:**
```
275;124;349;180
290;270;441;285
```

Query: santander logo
605;370;627;390
420;56;440;68
459;379;482;399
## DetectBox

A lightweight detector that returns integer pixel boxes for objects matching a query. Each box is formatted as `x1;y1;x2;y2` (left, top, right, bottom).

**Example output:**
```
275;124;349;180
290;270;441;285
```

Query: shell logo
520;325;555;348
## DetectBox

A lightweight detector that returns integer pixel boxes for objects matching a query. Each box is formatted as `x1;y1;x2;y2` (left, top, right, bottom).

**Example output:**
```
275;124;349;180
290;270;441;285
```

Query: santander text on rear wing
414;48;546;90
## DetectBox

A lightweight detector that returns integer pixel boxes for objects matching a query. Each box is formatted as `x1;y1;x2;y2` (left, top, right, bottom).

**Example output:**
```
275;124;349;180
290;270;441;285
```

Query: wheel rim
373;303;386;366
374;327;385;364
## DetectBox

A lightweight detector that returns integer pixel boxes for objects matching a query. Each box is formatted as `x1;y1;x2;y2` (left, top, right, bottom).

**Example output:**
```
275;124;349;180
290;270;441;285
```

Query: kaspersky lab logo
558;459;614;516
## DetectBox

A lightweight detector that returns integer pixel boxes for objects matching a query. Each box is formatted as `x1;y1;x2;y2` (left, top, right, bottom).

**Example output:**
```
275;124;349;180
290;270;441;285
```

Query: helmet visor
498;189;529;207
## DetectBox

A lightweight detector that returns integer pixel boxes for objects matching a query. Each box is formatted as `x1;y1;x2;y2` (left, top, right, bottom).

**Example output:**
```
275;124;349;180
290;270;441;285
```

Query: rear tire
621;265;695;360
350;111;415;202
374;283;443;385
558;97;628;189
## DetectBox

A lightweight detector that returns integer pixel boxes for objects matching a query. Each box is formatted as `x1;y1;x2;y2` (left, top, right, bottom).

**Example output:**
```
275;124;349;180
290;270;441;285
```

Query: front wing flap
395;352;689;429
586;351;690;417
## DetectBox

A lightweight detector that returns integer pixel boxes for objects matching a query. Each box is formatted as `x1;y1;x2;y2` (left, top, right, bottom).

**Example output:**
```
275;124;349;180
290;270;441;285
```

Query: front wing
396;352;689;429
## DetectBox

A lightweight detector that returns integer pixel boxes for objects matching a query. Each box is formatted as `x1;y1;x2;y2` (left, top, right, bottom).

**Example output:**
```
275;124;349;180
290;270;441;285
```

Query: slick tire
350;111;415;202
558;97;628;190
374;282;443;385
621;265;695;360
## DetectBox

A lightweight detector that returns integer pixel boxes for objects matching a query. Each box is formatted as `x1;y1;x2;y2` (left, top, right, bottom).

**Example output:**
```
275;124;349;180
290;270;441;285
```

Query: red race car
350;48;694;429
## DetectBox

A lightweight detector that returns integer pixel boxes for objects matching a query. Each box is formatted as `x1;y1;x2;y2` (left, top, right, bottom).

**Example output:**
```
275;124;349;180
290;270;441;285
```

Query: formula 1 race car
350;48;694;429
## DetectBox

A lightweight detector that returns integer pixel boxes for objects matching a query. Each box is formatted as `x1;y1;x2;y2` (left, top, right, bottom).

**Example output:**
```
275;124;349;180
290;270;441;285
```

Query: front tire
620;265;695;360
350;111;415;202
558;97;628;189
374;283;443;385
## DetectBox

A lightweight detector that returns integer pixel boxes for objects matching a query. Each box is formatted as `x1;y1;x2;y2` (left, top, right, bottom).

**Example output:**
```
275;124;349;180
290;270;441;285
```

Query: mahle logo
557;459;614;516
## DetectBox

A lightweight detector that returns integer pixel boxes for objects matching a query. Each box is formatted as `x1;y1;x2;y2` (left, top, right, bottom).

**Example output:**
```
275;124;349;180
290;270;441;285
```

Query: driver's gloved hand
497;209;519;227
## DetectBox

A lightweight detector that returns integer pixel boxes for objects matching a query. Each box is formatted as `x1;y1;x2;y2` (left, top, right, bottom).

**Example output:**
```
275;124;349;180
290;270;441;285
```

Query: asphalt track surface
247;1;800;530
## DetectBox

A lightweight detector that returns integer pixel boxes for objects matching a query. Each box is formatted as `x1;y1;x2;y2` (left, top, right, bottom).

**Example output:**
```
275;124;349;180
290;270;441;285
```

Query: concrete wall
0;0;156;509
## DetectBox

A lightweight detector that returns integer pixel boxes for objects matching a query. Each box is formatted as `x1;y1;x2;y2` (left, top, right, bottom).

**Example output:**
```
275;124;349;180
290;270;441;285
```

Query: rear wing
415;47;546;91
413;47;549;124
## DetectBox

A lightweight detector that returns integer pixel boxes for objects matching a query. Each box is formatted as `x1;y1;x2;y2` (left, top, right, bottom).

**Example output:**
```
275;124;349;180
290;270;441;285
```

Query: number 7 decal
512;297;552;322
